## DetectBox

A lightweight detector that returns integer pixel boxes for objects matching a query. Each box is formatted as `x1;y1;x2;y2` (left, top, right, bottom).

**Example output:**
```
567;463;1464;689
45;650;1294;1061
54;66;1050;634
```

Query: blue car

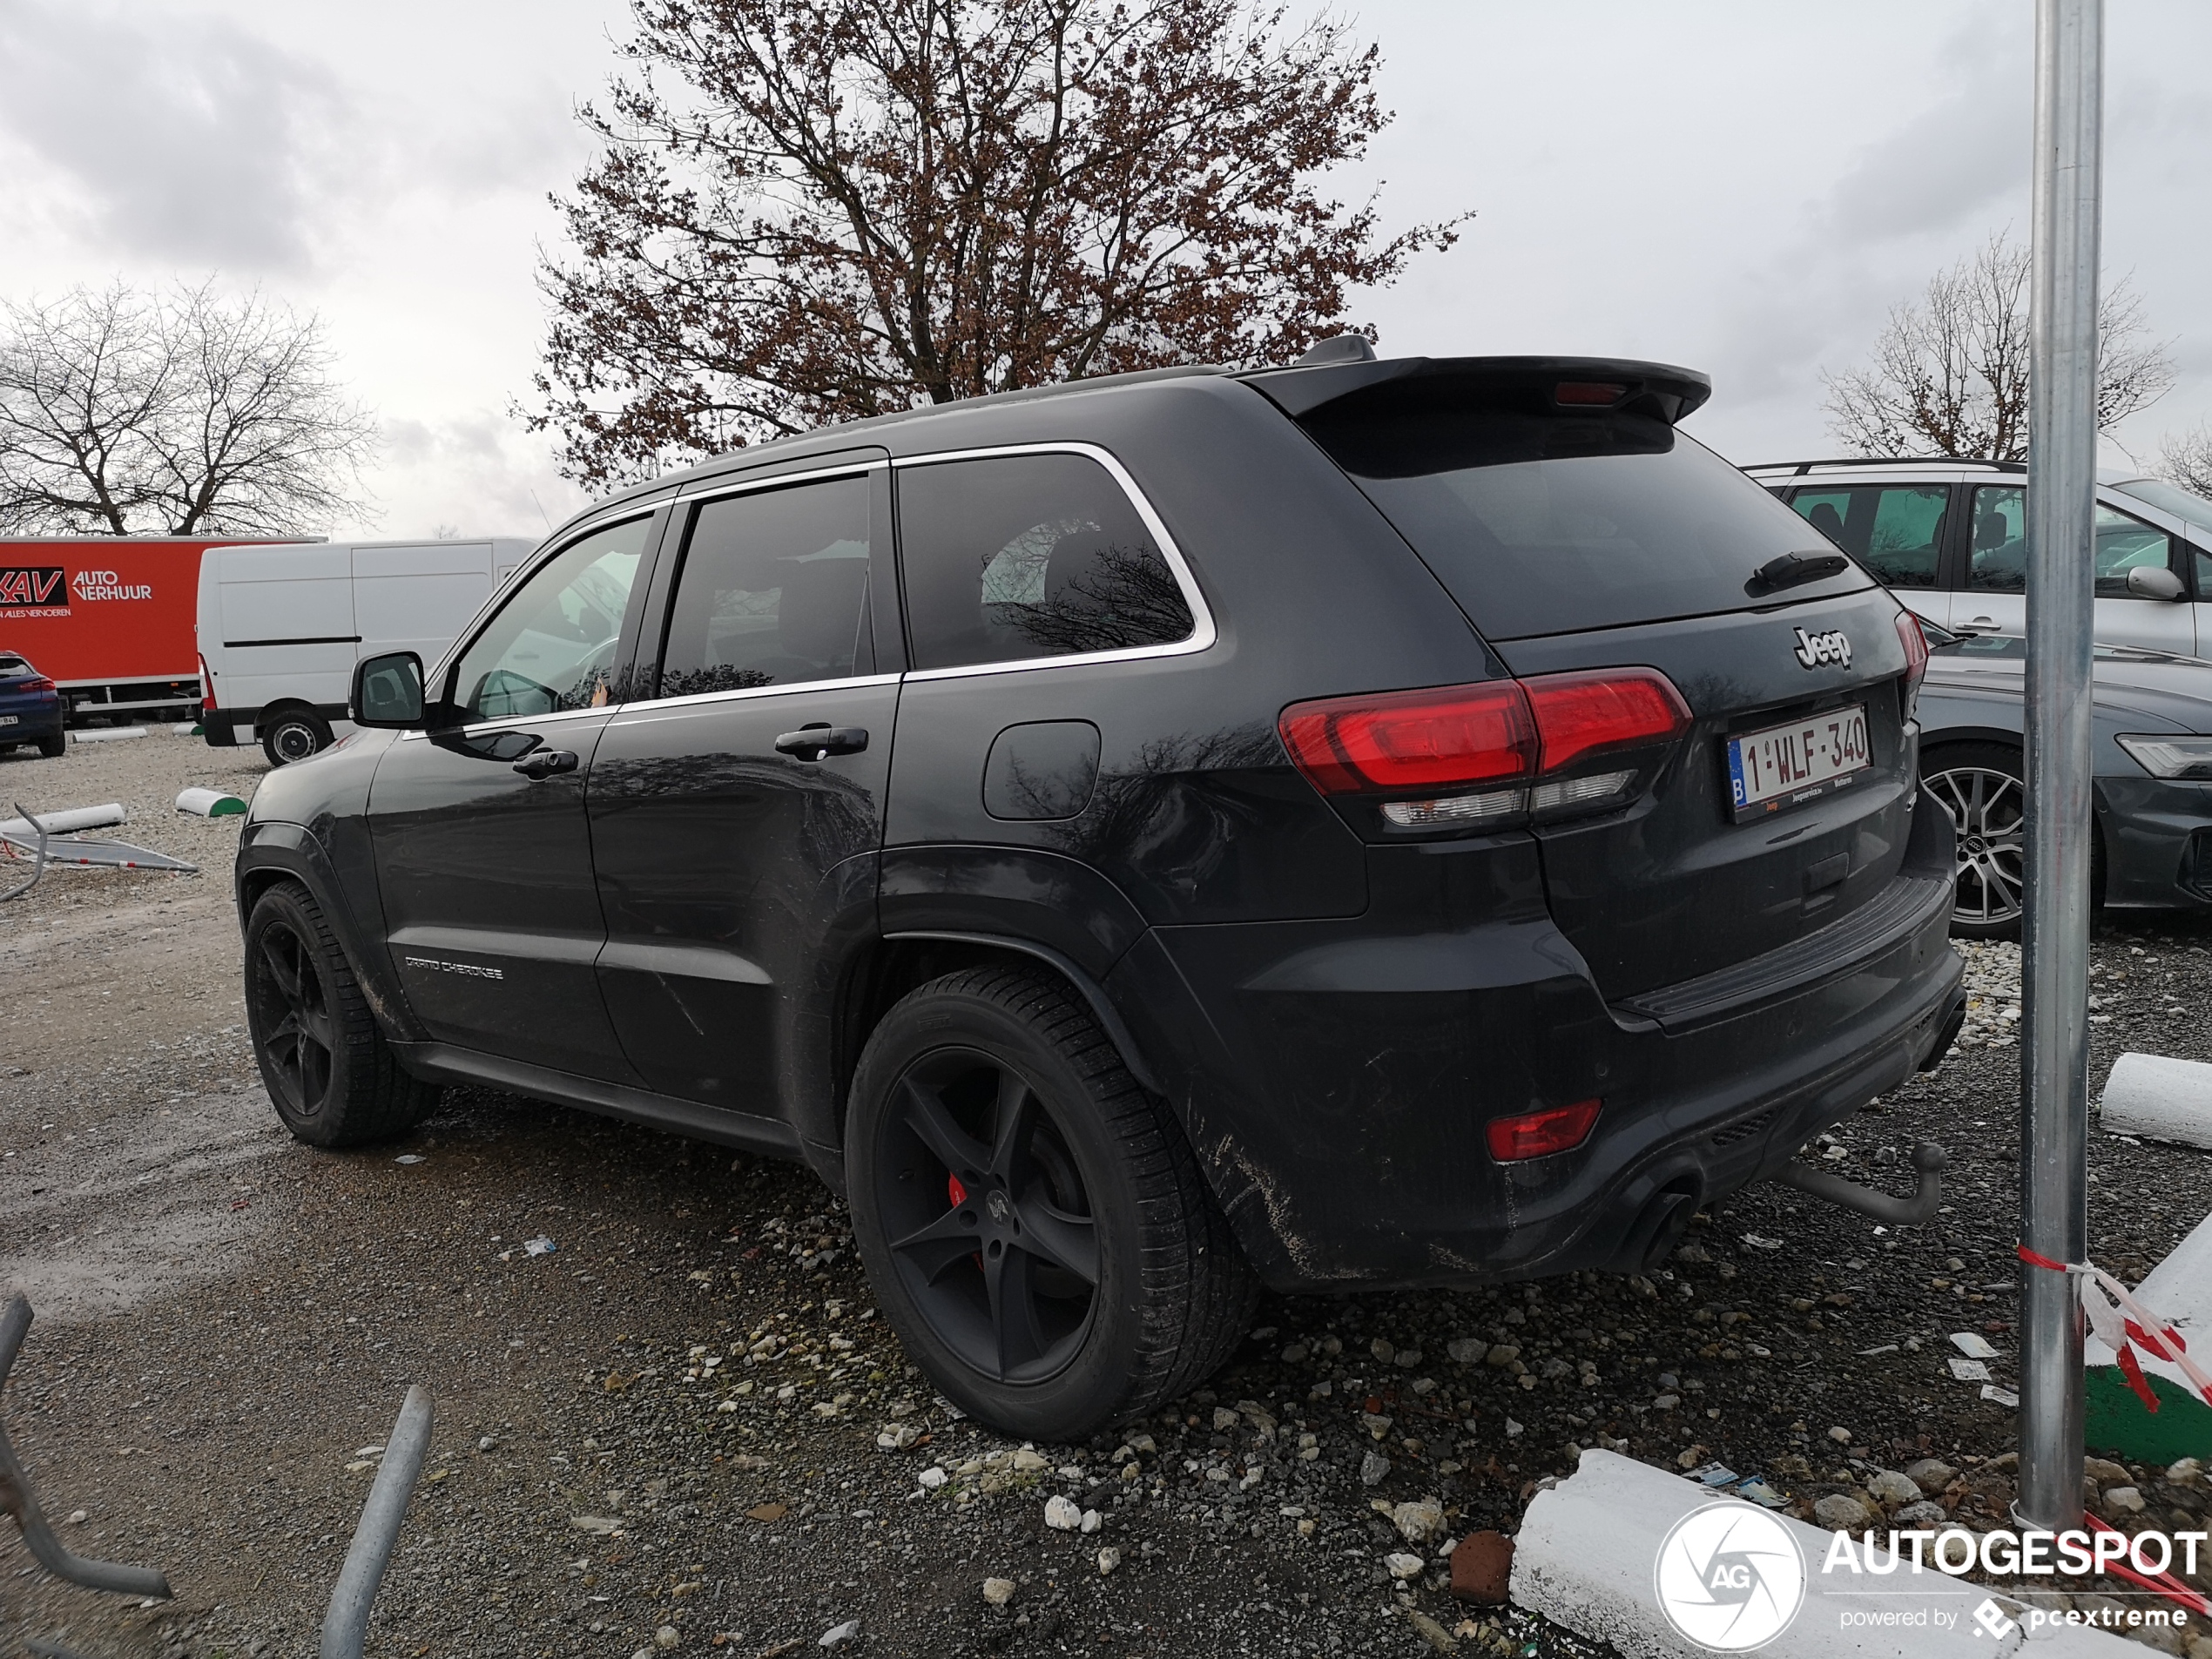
1917;629;2212;937
0;651;65;759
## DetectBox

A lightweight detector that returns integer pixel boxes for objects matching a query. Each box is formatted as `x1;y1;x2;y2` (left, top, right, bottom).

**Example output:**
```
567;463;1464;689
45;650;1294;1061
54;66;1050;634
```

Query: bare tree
0;281;379;535
1822;233;2174;462
527;0;1467;488
2156;421;2212;498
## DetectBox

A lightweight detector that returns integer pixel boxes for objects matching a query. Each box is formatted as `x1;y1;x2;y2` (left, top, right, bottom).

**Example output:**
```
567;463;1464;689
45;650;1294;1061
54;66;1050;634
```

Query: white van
198;537;534;763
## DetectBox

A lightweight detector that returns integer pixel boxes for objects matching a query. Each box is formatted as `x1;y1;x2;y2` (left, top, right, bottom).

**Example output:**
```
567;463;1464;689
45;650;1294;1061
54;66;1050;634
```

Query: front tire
846;967;1258;1441
261;709;332;766
244;882;441;1145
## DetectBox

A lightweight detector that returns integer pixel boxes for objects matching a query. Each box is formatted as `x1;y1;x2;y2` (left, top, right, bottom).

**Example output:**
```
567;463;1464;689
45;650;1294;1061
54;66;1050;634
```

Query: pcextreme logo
1654;1502;1806;1651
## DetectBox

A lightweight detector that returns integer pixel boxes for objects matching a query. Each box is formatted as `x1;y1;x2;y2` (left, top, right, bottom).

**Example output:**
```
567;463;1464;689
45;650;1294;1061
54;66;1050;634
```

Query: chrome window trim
890;441;1217;681
398;703;622;742
675;457;887;501
611;671;902;720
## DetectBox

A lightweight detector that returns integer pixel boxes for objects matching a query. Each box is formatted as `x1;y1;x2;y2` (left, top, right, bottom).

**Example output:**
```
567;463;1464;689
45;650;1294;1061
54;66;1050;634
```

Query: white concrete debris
1511;1449;2138;1658
1043;1494;1082;1531
2099;1052;2212;1150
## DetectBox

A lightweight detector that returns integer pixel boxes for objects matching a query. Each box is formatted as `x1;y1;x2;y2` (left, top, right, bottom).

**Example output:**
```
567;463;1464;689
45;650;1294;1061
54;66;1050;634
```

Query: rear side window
1303;405;1867;640
653;476;872;698
1789;484;1949;588
895;453;1194;671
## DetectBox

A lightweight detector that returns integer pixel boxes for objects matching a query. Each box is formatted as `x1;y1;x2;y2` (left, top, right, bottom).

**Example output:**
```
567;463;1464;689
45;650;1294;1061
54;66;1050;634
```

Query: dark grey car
1918;631;2212;937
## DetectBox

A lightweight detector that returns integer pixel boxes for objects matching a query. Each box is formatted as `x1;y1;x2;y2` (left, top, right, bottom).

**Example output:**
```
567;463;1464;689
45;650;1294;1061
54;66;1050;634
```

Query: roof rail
1740;456;2027;476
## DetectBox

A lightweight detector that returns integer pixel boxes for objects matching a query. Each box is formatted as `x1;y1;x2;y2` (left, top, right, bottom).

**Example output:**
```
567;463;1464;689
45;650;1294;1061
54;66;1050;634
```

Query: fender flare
880;928;1163;1096
234;821;428;1042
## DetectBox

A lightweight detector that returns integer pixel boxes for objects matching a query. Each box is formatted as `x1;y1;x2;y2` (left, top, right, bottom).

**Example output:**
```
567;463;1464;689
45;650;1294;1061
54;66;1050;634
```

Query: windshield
1302;406;1871;639
2109;477;2212;537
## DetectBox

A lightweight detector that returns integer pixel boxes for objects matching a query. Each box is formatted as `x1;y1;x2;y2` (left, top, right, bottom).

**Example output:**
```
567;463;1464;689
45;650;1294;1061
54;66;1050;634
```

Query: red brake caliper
947;1173;983;1271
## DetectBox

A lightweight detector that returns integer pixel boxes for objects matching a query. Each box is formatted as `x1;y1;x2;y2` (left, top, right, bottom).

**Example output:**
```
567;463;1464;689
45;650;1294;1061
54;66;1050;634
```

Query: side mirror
350;651;426;728
2127;566;2187;602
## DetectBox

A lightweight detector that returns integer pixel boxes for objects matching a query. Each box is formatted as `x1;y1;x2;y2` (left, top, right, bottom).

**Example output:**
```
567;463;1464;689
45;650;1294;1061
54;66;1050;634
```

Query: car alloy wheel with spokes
251;914;337;1116
242;881;442;1146
1922;745;2027;939
878;1050;1100;1384
846;966;1258;1440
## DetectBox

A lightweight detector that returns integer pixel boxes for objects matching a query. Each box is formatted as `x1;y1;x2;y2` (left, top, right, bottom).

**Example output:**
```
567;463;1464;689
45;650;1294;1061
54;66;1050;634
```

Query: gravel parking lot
3;734;2209;1659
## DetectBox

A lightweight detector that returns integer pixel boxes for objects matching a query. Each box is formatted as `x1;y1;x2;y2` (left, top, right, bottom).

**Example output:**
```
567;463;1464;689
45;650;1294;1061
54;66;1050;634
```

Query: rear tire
1922;742;2027;940
244;881;442;1146
261;709;332;766
846;966;1258;1441
35;734;65;759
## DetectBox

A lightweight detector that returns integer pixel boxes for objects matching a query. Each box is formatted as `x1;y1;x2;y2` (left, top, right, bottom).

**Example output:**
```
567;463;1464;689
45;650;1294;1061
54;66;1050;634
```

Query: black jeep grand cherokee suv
236;351;1966;1438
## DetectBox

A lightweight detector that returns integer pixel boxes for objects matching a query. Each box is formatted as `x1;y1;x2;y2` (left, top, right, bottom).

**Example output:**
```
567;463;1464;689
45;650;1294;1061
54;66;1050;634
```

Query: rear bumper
1121;791;1965;1292
0;708;64;741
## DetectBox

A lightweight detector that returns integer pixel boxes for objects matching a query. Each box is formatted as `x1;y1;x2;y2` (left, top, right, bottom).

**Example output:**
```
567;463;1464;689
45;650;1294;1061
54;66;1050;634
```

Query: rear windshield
1301;406;1871;639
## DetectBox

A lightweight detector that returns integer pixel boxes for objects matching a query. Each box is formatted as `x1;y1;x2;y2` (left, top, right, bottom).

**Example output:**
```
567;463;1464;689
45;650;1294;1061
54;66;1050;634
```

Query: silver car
1744;458;2212;655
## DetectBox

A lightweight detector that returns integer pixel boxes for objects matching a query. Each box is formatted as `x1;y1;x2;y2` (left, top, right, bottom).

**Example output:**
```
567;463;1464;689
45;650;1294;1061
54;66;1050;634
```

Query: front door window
448;516;651;720
1968;486;2177;597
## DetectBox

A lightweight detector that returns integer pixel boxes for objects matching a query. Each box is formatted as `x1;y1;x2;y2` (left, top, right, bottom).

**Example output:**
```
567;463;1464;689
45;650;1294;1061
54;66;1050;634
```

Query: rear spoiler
1238;354;1712;426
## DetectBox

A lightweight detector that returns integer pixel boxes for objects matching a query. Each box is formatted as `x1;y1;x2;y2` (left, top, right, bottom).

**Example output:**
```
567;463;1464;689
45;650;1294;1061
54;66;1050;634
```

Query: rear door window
1302;408;1868;640
651;476;873;698
1789;484;1950;589
894;452;1194;671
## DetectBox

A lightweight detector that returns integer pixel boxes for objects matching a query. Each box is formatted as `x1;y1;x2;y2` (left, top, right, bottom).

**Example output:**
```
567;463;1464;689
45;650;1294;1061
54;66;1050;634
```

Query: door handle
512;748;578;779
774;725;868;761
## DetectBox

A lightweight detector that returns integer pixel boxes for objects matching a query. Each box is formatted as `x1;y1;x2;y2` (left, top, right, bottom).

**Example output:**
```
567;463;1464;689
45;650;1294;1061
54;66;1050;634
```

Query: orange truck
0;536;310;724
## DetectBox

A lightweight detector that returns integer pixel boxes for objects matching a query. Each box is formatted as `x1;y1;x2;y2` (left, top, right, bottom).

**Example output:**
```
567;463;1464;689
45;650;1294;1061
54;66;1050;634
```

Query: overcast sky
3;0;2208;541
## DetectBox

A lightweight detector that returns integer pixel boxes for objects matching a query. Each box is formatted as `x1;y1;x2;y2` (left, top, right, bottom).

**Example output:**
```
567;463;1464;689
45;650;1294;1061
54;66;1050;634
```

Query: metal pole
2019;0;2101;1533
321;1386;435;1659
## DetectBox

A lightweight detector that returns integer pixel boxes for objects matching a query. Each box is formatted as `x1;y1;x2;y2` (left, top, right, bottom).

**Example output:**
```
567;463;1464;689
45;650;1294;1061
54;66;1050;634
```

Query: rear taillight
1278;682;1536;805
1487;1098;1602;1162
1279;667;1691;831
19;674;55;695
1894;609;1929;718
198;651;216;711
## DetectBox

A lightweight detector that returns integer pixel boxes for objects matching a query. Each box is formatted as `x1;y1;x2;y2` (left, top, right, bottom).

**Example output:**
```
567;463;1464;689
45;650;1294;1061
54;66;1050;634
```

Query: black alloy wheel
242;882;442;1146
1923;745;2027;939
846;967;1257;1440
249;914;338;1116
874;1049;1100;1384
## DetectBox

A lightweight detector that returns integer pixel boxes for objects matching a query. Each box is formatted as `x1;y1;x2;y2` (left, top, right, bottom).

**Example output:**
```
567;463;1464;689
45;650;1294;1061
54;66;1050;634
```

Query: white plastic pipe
2100;1052;2212;1150
0;803;126;839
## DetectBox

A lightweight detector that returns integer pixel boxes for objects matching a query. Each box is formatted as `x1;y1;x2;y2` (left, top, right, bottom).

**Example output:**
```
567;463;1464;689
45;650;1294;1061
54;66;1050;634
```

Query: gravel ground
2;733;2209;1659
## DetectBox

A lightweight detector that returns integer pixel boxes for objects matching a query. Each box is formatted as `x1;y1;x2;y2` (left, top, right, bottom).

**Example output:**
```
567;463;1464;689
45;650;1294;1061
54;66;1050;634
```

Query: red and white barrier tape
2016;1244;2212;1618
2016;1244;2212;1413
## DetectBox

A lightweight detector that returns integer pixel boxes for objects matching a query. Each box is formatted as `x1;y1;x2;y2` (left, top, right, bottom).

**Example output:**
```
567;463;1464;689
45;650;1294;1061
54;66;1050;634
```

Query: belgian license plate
1726;704;1871;821
0;715;16;726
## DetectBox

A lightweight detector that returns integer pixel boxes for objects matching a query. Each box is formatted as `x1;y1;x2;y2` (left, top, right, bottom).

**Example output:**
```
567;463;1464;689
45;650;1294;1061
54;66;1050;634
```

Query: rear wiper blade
1748;551;1850;595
